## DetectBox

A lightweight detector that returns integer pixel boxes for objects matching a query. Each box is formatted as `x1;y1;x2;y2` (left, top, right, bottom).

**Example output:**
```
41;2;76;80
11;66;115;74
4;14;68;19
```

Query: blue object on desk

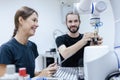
31;77;47;80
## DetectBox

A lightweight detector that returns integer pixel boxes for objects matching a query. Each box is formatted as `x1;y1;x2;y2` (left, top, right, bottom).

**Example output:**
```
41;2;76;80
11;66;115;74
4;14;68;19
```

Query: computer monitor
84;45;118;80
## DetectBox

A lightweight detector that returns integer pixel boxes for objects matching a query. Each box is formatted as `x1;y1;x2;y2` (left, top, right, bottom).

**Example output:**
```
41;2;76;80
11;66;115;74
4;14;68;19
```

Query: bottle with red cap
18;67;30;80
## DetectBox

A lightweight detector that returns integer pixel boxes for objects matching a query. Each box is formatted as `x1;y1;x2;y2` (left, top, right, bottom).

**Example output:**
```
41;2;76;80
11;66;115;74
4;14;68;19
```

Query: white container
0;64;18;80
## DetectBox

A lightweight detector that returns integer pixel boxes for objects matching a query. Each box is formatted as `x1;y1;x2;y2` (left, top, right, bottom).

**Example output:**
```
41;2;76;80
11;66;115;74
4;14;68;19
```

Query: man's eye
74;20;78;22
68;21;72;23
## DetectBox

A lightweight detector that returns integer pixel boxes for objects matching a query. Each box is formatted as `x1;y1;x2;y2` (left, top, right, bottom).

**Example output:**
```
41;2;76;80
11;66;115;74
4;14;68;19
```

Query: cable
114;51;120;69
114;46;120;69
114;46;120;49
105;47;120;80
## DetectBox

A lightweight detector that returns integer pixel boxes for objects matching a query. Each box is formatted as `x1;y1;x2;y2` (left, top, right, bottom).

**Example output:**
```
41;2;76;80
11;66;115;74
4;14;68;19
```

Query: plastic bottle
0;64;18;80
18;67;30;80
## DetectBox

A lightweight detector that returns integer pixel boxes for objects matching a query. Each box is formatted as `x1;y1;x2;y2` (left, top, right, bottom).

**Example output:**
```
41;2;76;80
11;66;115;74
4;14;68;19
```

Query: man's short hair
66;12;81;22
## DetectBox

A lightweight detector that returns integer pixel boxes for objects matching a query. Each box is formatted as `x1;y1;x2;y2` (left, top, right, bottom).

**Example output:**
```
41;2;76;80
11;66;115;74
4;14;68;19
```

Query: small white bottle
0;64;18;80
18;67;30;80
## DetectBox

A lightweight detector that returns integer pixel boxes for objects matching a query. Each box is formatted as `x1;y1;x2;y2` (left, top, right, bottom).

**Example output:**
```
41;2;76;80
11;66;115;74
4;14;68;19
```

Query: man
55;12;102;67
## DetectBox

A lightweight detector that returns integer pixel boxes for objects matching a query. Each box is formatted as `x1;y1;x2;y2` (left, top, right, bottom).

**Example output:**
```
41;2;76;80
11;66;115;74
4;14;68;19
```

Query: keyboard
52;67;84;80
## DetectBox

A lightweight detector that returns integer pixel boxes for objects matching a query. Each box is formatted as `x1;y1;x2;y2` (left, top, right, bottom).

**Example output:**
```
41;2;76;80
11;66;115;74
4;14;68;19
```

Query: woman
0;6;57;78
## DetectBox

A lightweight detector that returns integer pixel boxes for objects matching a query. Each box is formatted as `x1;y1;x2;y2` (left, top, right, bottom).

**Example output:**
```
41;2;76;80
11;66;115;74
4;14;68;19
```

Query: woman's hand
37;63;58;77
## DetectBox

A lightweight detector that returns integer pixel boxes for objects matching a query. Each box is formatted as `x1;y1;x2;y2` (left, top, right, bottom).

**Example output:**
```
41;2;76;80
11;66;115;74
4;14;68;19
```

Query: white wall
0;0;115;55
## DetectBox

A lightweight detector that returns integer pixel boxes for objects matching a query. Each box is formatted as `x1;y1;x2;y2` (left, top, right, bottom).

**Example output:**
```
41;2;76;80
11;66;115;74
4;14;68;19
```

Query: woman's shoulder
0;38;15;51
0;38;14;47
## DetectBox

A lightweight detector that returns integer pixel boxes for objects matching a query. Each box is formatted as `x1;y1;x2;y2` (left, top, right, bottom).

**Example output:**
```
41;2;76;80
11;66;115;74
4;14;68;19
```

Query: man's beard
68;26;79;33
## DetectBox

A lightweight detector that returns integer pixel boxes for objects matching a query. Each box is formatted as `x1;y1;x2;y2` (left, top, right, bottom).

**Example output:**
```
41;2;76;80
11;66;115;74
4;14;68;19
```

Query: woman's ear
18;16;24;25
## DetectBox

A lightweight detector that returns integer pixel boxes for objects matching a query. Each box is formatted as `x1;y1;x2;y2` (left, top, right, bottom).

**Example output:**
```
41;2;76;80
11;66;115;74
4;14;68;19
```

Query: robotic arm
74;0;107;18
74;0;107;44
73;0;120;80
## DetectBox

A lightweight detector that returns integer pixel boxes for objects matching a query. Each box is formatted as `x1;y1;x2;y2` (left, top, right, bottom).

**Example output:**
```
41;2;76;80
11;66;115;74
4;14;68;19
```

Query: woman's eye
33;19;38;22
33;19;36;22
